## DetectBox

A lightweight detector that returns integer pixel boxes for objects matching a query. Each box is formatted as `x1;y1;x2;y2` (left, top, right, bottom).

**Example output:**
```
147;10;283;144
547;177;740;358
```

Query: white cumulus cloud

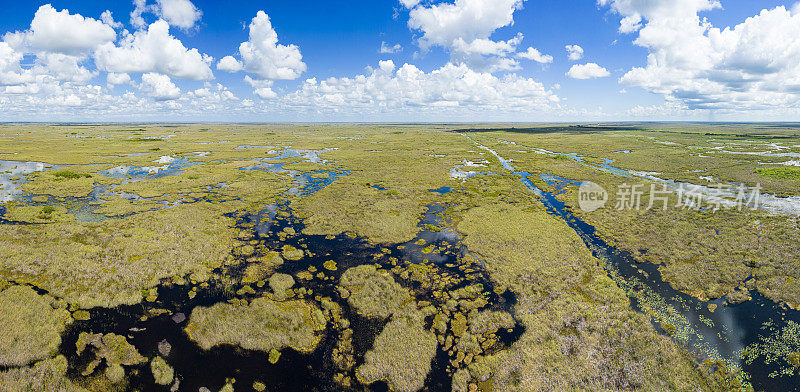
131;0;202;30
34;53;96;83
400;0;421;8
380;41;403;54
283;61;559;113
94;19;213;80
408;0;523;50
601;1;800;110
567;63;610;79
107;73;132;85
5;4;116;54
452;33;523;57
565;44;584;61
0;6;115;87
130;0;152;29
516;47;553;63
598;0;720;33
140;72;180;100
189;82;238;103
217;56;243;72
156;0;202;29
100;11;123;29
244;75;277;99
406;0;527;72
218;11;306;81
0;42;29;86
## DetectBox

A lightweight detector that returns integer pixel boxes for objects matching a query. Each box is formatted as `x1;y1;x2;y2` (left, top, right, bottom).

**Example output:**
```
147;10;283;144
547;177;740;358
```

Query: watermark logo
577;181;762;213
578;181;608;212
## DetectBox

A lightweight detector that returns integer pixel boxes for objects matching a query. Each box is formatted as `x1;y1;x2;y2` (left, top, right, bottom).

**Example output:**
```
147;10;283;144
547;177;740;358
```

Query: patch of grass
339;265;413;319
4;205;74;224
76;332;146;366
150;356;174;385
23;171;96;198
756;167;800;181
0;204;236;308
185;297;327;353
357;307;437;392
269;273;295;301
53;170;92;179
0;356;86;392
125;138;163;142
0;286;72;367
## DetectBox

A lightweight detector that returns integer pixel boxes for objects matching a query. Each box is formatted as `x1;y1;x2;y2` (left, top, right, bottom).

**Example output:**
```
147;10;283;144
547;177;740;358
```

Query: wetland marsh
1;123;799;392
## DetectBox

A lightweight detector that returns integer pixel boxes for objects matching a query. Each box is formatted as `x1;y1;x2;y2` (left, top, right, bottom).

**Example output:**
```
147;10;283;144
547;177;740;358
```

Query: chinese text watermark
578;182;761;212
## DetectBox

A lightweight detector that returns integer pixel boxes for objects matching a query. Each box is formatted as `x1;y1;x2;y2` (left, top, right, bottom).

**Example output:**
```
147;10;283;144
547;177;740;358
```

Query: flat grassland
1;123;798;392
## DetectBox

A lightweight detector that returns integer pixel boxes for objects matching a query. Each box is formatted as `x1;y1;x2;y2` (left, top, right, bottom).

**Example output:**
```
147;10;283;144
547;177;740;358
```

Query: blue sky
0;0;799;121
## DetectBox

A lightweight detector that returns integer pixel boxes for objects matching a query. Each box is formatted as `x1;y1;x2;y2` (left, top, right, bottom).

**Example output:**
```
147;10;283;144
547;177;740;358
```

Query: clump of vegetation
18;161;99;198
37;206;57;221
468;310;515;335
281;245;304;261
756;167;800;181
297;181;426;243
125;137;163;142
185;297;327;353
150;356;174;385
269;273;295;301
104;363;125;383
94;198;159;217
241;252;284;284
0;285;71;366
76;332;147;367
0;355;86;392
74;332;145;384
323;260;338;271
357;308;437;392
3;205;75;224
789;351;800;369
268;348;281;364
52;170;92;179
339;264;413;318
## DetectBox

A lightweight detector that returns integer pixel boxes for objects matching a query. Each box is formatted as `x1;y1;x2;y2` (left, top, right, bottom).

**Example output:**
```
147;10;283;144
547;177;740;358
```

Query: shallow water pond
100;157;198;182
0;160;54;203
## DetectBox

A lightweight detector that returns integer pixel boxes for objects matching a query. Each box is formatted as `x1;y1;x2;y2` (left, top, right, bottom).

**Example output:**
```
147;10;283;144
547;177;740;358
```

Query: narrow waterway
462;133;800;392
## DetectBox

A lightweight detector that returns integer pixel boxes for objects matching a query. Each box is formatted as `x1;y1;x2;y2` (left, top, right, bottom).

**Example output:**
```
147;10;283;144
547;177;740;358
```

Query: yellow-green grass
185;297;327;353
